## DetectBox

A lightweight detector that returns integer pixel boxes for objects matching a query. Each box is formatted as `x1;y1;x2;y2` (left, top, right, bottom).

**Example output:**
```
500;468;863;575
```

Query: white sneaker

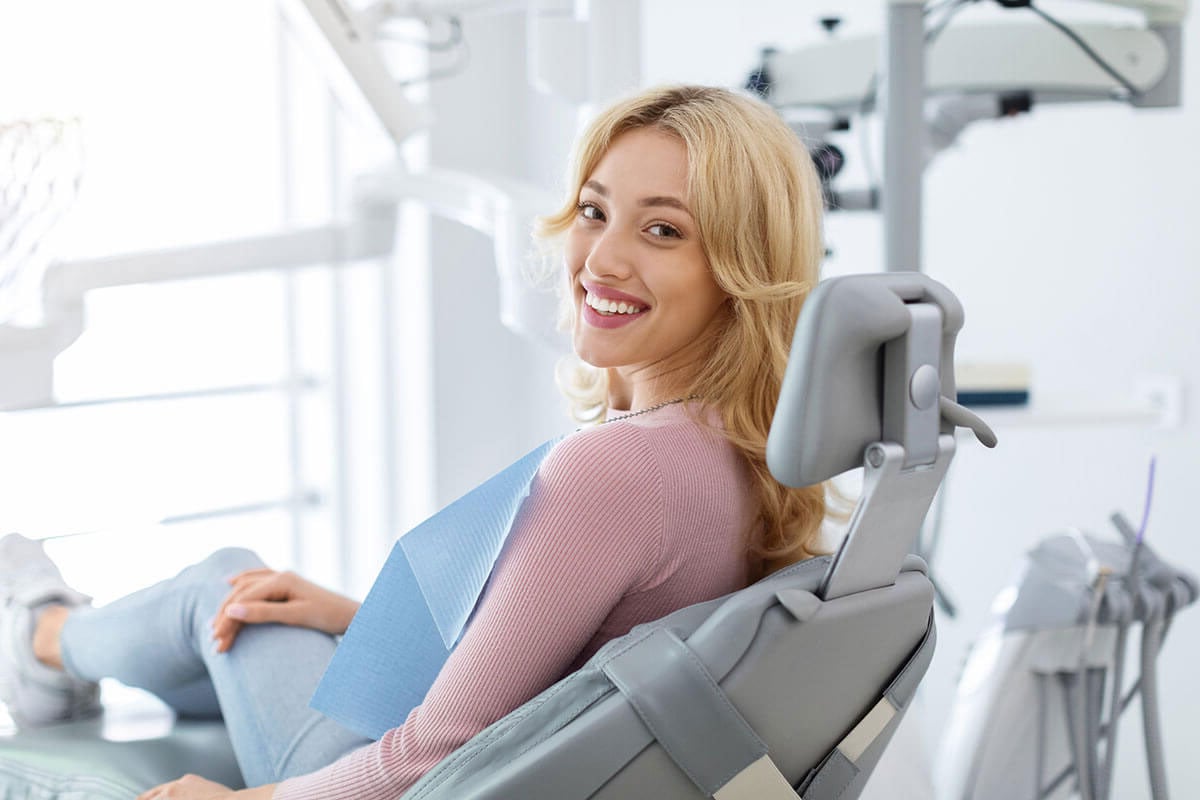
0;533;100;726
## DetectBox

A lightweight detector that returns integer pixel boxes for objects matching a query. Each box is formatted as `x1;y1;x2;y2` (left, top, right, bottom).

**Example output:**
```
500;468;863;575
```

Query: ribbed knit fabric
273;404;755;800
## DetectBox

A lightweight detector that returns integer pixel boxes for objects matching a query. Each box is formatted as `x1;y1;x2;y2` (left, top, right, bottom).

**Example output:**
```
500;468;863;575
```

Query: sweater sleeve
273;424;665;800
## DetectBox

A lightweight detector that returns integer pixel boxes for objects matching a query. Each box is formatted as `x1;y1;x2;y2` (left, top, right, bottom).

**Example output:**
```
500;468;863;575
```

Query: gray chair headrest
767;272;964;487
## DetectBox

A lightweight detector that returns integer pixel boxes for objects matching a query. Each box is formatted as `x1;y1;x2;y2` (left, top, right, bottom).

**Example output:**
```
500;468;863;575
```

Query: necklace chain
603;396;699;424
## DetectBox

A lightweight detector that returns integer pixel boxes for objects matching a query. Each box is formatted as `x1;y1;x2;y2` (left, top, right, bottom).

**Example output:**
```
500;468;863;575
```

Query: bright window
0;1;404;603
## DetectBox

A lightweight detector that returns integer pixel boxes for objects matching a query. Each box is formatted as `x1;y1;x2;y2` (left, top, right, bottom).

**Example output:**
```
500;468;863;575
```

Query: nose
583;226;635;281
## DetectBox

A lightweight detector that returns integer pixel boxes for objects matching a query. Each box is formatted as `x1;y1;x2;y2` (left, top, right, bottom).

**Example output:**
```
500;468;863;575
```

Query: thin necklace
603;396;700;424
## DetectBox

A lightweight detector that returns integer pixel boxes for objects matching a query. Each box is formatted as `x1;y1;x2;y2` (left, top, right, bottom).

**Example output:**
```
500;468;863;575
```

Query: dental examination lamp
749;0;1189;271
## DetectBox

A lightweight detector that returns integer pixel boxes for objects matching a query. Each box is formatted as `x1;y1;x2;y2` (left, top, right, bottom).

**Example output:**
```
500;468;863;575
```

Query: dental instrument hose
1140;599;1168;800
1059;670;1094;800
1129;458;1169;800
1098;591;1130;800
1072;566;1109;800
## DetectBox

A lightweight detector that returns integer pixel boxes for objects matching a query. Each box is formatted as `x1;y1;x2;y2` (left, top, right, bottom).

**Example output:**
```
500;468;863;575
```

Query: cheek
702;280;729;317
680;264;727;322
563;230;587;283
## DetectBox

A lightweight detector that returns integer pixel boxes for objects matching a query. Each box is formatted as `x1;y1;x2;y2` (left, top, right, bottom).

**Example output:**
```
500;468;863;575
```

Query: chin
571;338;618;371
572;346;607;369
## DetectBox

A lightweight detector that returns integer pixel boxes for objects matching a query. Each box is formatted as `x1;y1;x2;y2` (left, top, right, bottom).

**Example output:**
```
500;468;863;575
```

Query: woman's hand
211;568;360;653
135;778;276;800
135;774;235;799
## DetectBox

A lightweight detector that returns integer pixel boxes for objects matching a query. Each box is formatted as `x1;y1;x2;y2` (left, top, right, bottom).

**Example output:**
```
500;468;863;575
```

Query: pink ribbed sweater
274;404;755;800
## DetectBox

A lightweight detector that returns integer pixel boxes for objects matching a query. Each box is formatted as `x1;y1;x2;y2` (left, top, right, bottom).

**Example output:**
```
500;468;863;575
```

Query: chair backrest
402;272;988;800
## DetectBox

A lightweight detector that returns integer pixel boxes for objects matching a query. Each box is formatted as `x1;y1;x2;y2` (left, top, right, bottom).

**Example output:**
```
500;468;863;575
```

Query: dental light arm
756;0;1189;269
286;0;430;148
764;17;1182;113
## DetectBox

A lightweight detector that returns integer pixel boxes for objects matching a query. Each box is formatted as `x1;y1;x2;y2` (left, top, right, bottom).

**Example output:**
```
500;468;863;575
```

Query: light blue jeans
59;547;373;787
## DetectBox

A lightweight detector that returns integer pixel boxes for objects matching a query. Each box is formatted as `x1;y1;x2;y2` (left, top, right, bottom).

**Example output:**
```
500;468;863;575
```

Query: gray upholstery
768;272;963;488
601;628;768;795
397;555;934;800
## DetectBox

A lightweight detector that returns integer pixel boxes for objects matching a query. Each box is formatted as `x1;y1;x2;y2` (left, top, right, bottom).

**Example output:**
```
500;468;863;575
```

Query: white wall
424;11;579;506
426;1;1200;796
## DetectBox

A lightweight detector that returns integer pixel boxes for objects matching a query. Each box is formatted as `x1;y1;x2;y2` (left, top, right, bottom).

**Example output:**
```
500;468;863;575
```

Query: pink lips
580;282;649;329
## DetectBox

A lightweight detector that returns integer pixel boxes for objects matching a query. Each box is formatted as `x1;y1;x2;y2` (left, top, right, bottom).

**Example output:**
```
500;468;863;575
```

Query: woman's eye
647;223;682;239
577;202;604;221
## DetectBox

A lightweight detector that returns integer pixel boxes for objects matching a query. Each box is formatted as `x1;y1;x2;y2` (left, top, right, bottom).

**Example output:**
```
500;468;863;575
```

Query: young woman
0;84;828;800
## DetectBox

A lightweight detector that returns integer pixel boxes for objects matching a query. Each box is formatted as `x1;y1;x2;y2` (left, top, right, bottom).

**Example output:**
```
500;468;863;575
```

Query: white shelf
963;376;1184;430
975;404;1160;429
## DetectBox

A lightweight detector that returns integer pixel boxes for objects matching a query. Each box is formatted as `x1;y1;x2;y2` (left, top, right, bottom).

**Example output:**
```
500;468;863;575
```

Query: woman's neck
605;371;632;413
606;370;690;414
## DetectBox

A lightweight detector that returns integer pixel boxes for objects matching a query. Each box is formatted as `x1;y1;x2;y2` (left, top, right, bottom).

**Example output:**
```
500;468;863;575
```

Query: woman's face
564;127;728;400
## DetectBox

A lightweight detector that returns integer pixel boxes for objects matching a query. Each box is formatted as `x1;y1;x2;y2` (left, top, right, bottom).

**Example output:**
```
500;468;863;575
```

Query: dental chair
0;272;994;799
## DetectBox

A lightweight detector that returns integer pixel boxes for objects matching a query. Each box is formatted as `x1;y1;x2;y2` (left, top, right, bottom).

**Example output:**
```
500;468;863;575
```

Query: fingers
136;774;231;799
137;776;183;799
212;600;310;653
227;567;274;586
211;617;243;654
210;569;353;650
225;599;309;626
212;571;282;653
210;571;309;652
215;571;291;629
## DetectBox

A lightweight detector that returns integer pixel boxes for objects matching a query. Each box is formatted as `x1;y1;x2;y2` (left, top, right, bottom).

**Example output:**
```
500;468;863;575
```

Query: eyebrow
582;179;692;215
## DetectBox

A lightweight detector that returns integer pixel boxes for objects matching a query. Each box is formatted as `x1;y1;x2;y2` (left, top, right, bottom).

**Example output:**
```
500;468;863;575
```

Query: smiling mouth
584;291;648;316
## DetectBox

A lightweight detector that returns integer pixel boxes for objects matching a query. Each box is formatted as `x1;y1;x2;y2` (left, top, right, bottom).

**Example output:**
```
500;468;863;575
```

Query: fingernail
226;604;247;620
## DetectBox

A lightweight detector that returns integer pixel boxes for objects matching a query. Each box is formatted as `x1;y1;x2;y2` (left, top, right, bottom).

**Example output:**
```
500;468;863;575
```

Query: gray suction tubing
1098;589;1131;800
1140;596;1169;800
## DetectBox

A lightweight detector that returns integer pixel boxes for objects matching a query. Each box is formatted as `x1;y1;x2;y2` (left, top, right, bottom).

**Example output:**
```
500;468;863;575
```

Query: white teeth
585;292;645;315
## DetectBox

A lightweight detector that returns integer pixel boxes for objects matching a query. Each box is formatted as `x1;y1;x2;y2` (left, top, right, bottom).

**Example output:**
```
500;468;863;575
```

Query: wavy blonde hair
537;85;829;580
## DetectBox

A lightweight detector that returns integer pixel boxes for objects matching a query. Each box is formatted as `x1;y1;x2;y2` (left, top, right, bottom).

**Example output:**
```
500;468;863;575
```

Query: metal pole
882;0;926;273
38;495;322;542
584;0;641;104
328;93;354;593
379;200;401;569
1;378;316;412
278;8;308;571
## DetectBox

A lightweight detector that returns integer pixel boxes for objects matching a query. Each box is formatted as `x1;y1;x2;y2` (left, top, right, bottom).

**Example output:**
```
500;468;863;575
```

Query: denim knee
189;547;266;583
177;548;267;621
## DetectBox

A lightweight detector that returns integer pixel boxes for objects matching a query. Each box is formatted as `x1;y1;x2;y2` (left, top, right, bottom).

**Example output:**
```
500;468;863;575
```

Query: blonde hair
537;85;829;580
